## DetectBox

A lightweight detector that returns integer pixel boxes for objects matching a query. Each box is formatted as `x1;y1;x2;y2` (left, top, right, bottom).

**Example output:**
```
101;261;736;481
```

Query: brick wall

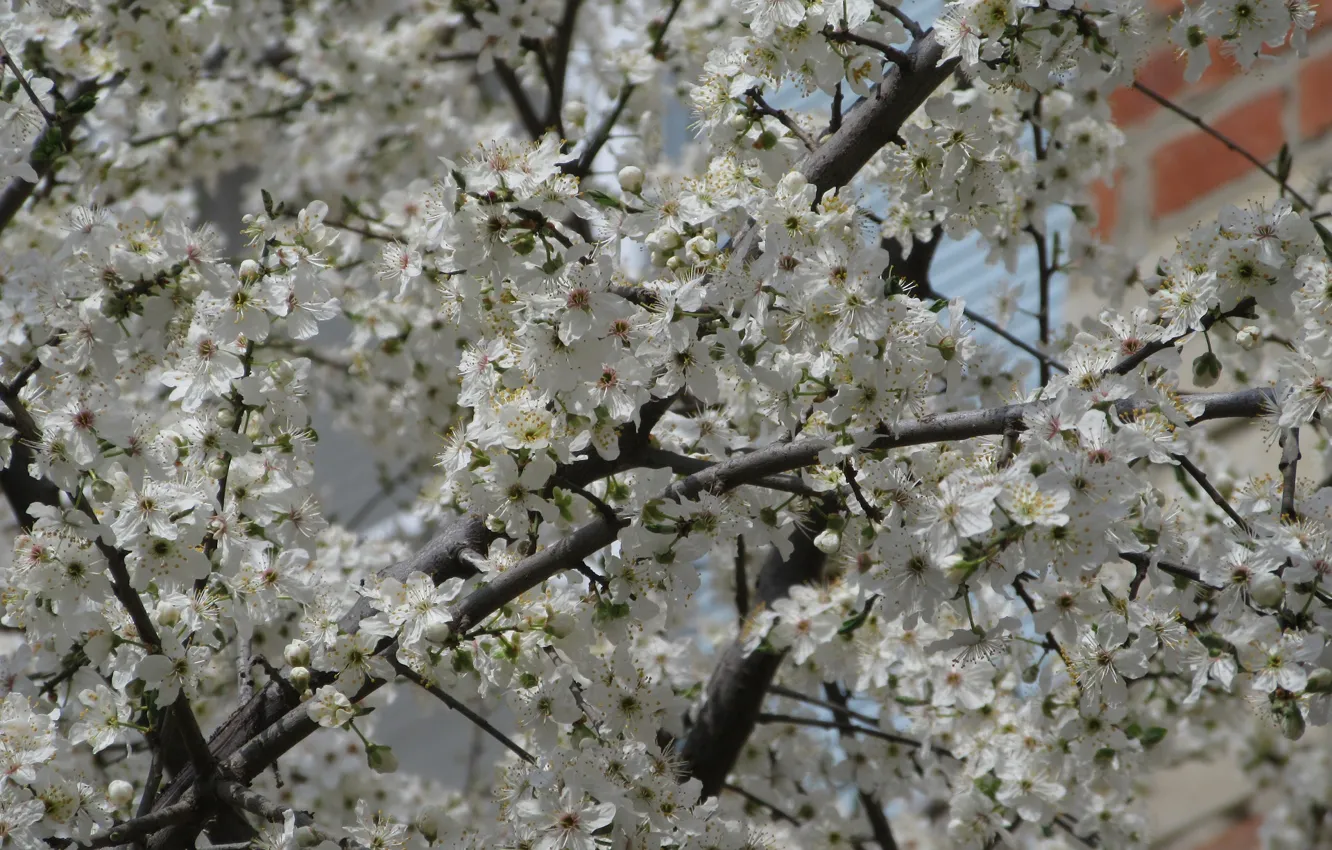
1092;8;1332;245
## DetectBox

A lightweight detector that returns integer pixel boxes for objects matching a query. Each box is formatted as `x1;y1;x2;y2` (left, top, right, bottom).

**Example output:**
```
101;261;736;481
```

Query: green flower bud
366;743;398;774
1192;351;1222;388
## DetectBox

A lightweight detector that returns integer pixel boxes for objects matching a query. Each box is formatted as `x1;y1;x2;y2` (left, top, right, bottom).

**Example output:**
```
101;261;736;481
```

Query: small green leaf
261;188;276;217
974;774;1001;799
1174;464;1199;500
838;595;880;635
1141;726;1168;747
584;188;625;209
31;125;63;164
1276;143;1293;190
64;89;100;116
1314;220;1332;261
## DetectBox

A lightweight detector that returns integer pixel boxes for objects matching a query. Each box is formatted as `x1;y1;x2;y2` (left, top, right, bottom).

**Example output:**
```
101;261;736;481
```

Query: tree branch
746;87;818;151
544;0;584;132
824;28;913;67
1281;427;1300;521
1171;452;1252;535
723;783;803;825
560;0;685;176
755;712;952;756
1132;81;1314;212
134;386;1277;843
799;32;955;198
824;684;899;850
393;660;536;764
0;78;103;235
679;512;830;797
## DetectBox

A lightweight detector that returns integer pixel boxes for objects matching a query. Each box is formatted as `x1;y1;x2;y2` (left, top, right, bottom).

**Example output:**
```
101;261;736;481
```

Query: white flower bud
289;666;311;691
1249;572;1285;608
215;407;237;429
665;256;682;270
237;258;263;283
814;529;841;554
283;639;311;668
645;228;681;252
416;807;443;842
544;609;576;639
423;621;453;644
1307;667;1332;693
728;113;750;132
685;235;716;260
295;826;323;847
564;100;587;126
1236;325;1261;350
206;458;229;479
270;361;296;384
107;780;134;807
617;165;644;194
155;601;181;628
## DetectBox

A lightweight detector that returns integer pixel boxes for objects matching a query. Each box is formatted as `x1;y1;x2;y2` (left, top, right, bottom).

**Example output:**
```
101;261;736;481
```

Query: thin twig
1012;577;1073;682
872;0;925;38
755;712;953;756
825;28;913;66
134;711;169;822
825;685;899;850
4;356;42;396
723;783;803;825
746;87;818;151
841;460;884;523
734;536;749;622
769;683;881;725
1171;452;1252;535
1111;297;1257;375
393;661;537;764
1131;81;1315;212
559;0;685;176
0;43;56;125
960;297;1069;374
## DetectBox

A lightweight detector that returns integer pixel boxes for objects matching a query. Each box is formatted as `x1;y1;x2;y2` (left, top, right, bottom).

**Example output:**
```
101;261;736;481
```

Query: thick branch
679;514;829;797
799;32;955;197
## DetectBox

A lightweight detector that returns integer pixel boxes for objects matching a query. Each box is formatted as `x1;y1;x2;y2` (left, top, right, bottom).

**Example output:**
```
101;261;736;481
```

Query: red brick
1111;48;1180;125
1192;816;1261;850
1314;8;1332;35
1110;43;1241;127
1151;89;1287;218
1300;49;1332;139
1090;176;1119;240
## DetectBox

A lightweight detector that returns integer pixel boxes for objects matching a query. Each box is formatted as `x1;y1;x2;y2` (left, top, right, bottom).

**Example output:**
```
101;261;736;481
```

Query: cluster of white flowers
2;0;1332;848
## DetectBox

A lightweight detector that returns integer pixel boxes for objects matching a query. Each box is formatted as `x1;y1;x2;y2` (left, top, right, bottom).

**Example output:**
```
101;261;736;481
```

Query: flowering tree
3;0;1332;847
